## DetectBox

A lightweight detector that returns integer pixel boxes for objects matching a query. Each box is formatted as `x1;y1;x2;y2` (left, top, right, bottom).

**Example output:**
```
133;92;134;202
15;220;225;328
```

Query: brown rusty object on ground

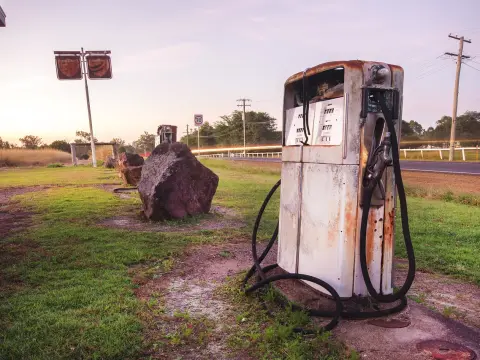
416;340;477;360
117;153;144;186
138;142;219;221
367;318;411;328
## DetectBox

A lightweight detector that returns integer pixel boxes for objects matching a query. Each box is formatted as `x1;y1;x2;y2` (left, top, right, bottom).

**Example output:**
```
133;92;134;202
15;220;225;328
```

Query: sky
0;0;479;145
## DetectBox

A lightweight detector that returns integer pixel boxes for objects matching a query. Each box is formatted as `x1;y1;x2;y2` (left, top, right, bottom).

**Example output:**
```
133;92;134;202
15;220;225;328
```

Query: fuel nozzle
381;132;393;167
364;133;393;191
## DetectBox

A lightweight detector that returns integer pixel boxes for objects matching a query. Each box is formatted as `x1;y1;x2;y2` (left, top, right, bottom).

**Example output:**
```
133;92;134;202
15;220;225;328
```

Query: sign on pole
194;114;203;127
55;55;83;80
86;55;113;79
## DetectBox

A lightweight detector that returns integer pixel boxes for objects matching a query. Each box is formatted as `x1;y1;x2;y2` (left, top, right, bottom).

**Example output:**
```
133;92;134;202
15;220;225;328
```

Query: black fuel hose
357;93;415;303
243;93;415;331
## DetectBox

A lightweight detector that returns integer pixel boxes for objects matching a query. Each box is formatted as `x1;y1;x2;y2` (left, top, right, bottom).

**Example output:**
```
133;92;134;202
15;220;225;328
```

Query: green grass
0;188;204;359
0;166;121;188
0;160;479;359
396;197;480;285
0;164;281;360
404;185;480;207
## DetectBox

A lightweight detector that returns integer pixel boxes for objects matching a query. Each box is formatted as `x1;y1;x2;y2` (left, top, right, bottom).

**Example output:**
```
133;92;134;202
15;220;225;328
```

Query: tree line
179;110;281;147
2;109;479;153
401;111;480;148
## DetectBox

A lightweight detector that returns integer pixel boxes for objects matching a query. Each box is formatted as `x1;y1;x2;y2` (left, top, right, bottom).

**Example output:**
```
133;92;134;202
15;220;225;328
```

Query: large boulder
118;153;144;186
138;143;219;220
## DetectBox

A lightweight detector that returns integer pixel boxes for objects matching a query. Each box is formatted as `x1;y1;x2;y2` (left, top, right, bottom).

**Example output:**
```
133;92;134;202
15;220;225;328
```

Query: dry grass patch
0;149;71;167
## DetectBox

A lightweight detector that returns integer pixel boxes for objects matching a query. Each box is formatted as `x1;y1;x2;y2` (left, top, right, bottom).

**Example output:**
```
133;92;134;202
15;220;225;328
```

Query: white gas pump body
278;61;403;298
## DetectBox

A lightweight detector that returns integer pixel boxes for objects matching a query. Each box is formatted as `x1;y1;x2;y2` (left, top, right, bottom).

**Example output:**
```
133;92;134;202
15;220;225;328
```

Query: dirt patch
0;186;47;239
136;242;276;359
403;171;480;195
99;205;244;233
0;186;50;294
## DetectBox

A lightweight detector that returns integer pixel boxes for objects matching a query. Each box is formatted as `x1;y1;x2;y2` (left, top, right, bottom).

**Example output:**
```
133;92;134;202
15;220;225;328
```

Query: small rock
118;153;145;186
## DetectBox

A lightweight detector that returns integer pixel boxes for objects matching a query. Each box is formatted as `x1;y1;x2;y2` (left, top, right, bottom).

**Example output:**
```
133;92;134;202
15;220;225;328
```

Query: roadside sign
194;114;203;127
86;55;112;79
55;55;82;80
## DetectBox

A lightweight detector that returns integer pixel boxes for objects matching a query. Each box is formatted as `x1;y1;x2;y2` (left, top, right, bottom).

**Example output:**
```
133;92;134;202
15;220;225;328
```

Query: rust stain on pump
383;209;395;255
366;210;376;266
344;198;357;241
328;209;341;246
285;60;365;85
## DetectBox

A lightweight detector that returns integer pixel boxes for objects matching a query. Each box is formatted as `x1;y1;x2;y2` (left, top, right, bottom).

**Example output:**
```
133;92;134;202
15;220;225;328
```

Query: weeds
46;163;65;168
408;292;427;304
217;275;356;360
219;250;232;258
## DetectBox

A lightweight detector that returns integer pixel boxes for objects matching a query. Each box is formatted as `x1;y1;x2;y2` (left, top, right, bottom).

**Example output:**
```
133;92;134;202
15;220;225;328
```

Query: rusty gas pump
244;60;415;331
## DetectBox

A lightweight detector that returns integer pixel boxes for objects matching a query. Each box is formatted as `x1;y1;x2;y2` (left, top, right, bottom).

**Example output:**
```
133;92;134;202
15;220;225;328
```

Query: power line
414;54;453;80
416;62;451;80
465;58;480;66
462;61;480;72
416;53;448;73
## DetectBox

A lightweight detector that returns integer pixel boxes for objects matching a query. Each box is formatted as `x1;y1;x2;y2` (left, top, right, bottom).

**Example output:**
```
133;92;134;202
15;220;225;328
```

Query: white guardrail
195;146;479;161
199;152;282;159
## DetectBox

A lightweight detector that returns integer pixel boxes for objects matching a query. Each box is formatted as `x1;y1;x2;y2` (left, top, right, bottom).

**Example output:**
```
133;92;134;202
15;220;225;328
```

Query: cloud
202;7;223;15
250;16;266;23
115;42;205;74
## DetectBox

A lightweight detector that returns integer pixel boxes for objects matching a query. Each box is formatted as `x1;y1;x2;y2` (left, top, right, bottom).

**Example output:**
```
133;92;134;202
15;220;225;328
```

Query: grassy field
0;166;121;188
0;149;71;167
0;161;479;359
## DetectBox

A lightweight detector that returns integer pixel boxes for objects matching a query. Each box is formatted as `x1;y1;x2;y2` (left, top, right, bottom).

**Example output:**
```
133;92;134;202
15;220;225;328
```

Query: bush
49;140;71;153
96;160;104;167
46;163;65;168
79;154;90;160
0;149;71;167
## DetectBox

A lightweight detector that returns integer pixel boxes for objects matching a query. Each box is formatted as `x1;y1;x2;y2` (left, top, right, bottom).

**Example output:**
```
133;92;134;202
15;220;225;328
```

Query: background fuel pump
244;60;415;331
155;125;178;147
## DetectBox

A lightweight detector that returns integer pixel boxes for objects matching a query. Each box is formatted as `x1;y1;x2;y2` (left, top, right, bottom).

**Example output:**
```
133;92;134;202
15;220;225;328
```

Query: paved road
230;157;480;175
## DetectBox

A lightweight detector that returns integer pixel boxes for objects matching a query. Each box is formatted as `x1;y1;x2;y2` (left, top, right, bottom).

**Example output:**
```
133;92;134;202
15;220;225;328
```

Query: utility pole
445;34;471;161
237;98;251;156
197;127;200;153
80;47;97;167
